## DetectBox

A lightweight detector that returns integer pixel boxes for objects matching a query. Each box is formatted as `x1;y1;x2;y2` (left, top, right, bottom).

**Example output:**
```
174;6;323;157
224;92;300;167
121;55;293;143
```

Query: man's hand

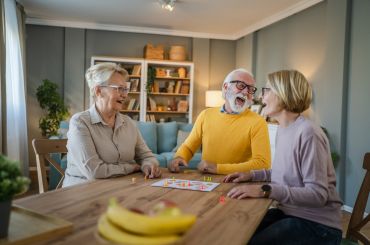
132;163;141;172
168;157;188;173
197;160;217;174
223;172;252;183
142;164;162;179
227;184;263;199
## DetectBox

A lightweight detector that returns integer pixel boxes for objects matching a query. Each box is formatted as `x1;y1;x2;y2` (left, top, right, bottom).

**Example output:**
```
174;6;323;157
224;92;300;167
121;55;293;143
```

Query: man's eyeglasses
230;80;257;95
100;85;129;94
261;87;271;97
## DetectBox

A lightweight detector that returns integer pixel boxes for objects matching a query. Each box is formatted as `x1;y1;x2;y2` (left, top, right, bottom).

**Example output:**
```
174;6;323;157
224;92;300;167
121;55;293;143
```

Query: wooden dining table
14;169;272;245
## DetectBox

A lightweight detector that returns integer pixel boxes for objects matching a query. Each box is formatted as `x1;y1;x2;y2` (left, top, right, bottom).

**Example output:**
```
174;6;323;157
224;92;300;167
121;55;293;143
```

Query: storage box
144;44;164;60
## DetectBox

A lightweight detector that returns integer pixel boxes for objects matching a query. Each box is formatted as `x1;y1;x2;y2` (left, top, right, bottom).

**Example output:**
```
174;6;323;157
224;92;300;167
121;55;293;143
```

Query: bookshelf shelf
147;111;188;114
155;76;190;80
121;110;140;113
148;92;189;96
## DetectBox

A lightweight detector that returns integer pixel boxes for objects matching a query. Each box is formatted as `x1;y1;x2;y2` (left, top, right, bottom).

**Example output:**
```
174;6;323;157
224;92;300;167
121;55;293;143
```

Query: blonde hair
267;70;312;113
85;62;129;99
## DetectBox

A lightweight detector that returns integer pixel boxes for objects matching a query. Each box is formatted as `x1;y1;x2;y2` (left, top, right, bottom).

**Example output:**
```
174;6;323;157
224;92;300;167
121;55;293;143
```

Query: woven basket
169;45;186;61
144;44;164;60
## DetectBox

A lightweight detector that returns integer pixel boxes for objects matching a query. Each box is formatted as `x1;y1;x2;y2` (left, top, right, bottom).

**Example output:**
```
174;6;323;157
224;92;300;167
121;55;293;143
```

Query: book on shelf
167;81;175;93
174;80;182;94
180;80;190;94
132;115;139;121
146;114;156;122
177;100;188;112
130;78;139;92
132;65;141;76
148;97;157;111
127;98;136;110
134;101;140;110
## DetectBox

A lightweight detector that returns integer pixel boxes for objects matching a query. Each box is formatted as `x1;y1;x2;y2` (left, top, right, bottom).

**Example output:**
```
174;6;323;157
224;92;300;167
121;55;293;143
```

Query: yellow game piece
131;177;136;183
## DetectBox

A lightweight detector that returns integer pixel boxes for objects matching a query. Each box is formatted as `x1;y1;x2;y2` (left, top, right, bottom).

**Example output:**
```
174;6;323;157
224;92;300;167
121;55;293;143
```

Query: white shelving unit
91;56;194;123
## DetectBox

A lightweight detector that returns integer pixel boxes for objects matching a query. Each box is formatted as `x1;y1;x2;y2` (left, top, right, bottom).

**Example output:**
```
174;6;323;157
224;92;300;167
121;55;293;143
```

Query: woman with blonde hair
63;62;160;187
224;70;342;244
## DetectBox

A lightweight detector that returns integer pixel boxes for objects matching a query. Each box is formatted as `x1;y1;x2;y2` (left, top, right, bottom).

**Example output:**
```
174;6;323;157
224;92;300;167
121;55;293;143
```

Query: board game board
151;178;220;192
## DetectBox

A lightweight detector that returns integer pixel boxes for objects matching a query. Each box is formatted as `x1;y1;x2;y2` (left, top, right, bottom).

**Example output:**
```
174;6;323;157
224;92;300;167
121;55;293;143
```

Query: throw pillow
172;130;190;152
135;121;158;153
172;130;201;153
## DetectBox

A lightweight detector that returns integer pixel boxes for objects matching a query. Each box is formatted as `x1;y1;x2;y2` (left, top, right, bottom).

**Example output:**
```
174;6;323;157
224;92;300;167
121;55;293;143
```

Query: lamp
205;90;224;107
159;0;176;11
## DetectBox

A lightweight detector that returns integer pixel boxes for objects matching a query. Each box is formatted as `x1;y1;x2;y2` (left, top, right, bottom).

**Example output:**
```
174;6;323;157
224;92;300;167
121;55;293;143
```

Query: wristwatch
261;184;271;198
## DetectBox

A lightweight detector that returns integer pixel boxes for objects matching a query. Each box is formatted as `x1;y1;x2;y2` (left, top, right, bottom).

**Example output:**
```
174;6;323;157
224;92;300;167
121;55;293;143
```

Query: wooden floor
342;211;370;240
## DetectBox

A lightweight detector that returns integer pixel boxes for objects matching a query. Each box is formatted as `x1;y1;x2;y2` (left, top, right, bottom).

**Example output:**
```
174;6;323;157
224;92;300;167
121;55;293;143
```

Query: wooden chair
32;139;68;194
344;152;370;245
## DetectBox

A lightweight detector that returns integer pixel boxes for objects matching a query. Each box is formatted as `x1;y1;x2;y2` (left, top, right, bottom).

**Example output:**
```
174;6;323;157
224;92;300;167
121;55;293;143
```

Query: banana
98;214;180;245
107;199;196;236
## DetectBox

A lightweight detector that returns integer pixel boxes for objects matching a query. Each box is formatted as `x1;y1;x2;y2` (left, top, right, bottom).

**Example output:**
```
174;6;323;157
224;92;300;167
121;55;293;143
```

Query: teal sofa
135;121;202;168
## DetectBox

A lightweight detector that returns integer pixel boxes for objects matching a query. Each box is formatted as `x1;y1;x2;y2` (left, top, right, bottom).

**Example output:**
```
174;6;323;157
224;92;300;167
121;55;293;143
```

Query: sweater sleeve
174;111;204;161
67;116;137;179
270;132;330;207
217;118;271;174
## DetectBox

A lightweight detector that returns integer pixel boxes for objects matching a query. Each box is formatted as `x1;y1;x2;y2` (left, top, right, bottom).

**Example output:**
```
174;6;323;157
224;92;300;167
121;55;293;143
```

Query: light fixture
205;90;224;107
159;0;176;12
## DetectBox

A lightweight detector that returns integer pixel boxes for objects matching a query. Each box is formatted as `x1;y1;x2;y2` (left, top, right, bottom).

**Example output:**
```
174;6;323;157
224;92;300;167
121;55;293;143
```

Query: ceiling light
159;0;176;12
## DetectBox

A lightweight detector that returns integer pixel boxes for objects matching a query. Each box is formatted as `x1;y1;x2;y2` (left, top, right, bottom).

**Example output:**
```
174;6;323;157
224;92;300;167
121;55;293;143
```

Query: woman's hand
222;172;252;183
227;184;263;199
142;164;162;178
197;160;217;174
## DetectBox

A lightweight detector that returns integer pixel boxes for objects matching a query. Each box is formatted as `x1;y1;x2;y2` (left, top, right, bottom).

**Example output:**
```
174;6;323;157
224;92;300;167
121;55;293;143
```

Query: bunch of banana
97;198;197;245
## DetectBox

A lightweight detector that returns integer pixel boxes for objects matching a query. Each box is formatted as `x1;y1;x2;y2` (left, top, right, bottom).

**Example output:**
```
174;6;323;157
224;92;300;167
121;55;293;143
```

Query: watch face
262;184;271;192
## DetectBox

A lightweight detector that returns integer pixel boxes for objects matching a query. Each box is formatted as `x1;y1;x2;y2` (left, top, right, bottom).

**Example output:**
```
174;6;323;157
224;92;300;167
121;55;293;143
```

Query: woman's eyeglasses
230;80;257;95
100;85;129;94
261;87;271;97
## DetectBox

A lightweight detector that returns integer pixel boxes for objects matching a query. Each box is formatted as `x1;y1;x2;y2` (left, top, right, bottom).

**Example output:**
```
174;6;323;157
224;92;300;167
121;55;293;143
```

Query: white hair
221;68;254;99
85;62;129;98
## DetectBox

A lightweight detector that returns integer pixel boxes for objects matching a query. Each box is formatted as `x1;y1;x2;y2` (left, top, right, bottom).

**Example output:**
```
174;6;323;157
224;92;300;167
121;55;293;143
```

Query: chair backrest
346;152;370;244
32;139;68;194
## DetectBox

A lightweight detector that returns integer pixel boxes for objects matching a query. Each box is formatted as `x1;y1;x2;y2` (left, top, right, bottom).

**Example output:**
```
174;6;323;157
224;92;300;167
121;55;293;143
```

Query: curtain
3;0;28;175
0;0;5;154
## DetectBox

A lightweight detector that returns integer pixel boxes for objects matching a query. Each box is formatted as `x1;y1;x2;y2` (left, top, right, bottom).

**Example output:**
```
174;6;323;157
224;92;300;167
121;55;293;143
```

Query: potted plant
0;155;30;238
36;79;69;138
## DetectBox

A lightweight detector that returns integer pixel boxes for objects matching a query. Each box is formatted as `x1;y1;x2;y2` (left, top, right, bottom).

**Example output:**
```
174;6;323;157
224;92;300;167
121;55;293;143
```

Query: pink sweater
251;116;342;230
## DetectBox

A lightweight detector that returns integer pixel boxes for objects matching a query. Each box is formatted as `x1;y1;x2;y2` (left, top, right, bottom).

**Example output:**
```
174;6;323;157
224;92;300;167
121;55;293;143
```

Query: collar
89;104;125;128
220;104;239;114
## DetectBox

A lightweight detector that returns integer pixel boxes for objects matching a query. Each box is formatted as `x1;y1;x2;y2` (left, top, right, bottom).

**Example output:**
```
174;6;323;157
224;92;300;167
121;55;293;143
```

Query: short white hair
85;62;129;98
222;68;254;99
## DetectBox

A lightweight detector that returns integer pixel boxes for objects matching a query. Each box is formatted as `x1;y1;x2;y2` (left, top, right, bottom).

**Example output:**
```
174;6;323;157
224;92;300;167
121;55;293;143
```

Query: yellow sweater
175;107;271;174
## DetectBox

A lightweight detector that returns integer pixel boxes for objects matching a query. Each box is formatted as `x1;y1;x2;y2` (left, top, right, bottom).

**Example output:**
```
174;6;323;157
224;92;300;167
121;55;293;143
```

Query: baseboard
342;205;354;213
342;205;369;217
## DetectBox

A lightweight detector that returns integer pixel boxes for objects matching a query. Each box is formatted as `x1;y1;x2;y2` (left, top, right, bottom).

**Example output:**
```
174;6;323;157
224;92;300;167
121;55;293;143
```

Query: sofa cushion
154;154;167;168
177;122;193;132
136;121;157;153
157;122;178;153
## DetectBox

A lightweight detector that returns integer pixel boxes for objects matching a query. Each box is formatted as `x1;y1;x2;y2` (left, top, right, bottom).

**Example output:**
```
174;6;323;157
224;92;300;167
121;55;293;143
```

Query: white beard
226;89;252;113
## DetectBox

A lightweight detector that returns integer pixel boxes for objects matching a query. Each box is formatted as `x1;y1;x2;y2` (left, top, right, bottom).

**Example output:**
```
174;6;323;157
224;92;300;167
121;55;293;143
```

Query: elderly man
168;68;271;175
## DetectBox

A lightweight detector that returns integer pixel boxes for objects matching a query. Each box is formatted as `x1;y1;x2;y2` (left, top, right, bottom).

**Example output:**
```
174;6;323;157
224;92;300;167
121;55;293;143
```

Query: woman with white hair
63;62;161;187
224;70;342;244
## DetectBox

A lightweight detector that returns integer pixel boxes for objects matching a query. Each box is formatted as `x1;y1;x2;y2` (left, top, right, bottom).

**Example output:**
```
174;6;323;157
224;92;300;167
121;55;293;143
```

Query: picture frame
177;100;188;112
